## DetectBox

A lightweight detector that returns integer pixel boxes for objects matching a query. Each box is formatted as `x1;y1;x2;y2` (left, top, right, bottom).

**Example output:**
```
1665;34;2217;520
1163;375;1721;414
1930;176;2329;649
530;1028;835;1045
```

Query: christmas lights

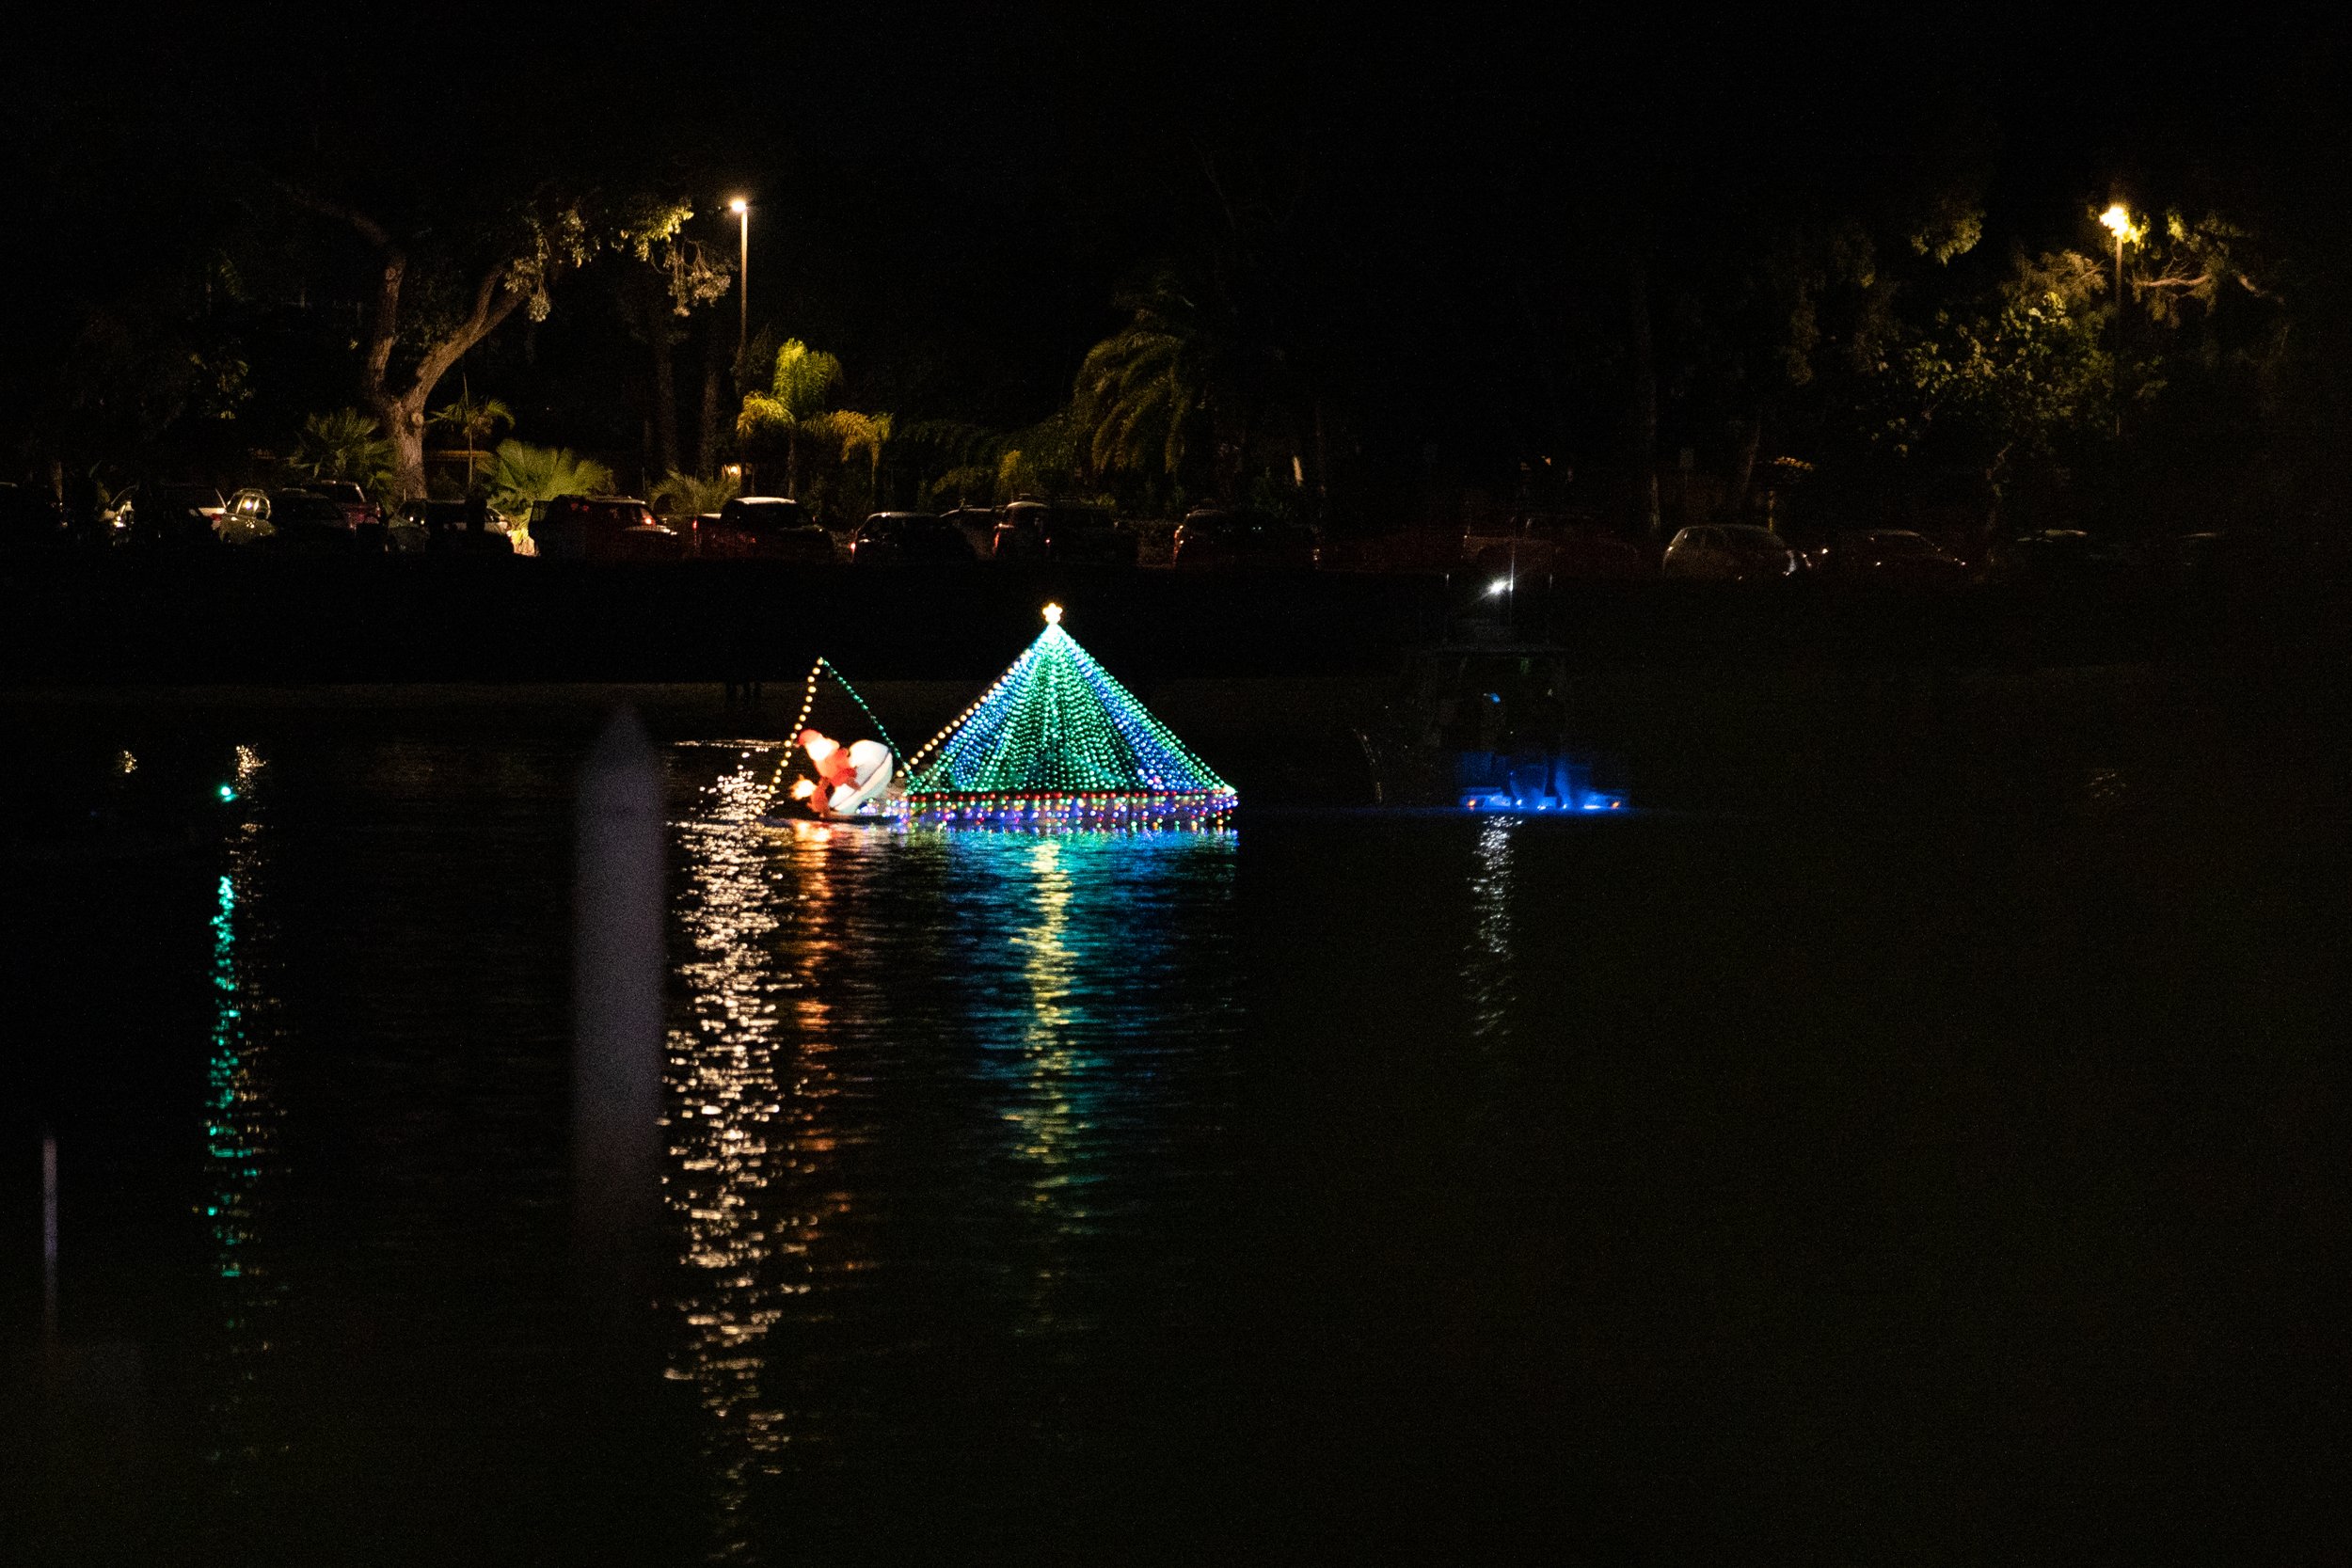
763;657;904;811
903;605;1236;828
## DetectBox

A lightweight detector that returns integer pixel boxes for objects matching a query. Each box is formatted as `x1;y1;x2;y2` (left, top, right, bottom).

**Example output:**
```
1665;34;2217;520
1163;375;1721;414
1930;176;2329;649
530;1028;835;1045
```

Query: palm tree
1074;271;1213;481
648;467;739;520
736;339;842;495
1073;265;1296;505
830;409;893;510
480;440;614;529
426;393;516;484
288;407;395;497
427;392;515;447
992;412;1089;502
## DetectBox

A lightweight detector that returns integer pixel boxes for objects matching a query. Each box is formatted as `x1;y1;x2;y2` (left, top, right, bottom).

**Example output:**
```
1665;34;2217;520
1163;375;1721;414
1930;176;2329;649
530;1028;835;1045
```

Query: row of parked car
0;481;521;556
4;477;1332;569
1462;512;1970;585
218;485;517;555
1465;511;2215;589
533;494;1324;568
1659;523;2218;587
7;478;2209;589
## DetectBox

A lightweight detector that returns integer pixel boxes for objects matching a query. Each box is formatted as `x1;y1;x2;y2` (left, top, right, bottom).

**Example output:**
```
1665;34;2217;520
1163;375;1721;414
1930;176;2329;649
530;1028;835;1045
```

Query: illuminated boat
1354;637;1627;813
898;604;1236;828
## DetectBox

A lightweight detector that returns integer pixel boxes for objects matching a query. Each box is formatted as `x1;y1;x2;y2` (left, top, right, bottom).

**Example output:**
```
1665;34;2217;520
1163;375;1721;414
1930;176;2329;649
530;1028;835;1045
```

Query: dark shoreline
6;555;2341;688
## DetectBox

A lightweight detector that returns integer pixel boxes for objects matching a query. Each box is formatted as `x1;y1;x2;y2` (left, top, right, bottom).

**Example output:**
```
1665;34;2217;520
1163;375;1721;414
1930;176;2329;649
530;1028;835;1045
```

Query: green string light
905;604;1234;824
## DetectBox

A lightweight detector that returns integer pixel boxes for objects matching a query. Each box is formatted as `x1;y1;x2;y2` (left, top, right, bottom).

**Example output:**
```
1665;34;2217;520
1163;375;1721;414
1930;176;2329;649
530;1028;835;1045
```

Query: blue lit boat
1355;637;1626;813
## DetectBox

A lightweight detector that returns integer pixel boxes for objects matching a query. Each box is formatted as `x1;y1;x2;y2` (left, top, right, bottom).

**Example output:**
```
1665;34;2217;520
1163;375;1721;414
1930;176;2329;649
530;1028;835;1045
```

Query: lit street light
728;198;750;360
2101;202;2136;436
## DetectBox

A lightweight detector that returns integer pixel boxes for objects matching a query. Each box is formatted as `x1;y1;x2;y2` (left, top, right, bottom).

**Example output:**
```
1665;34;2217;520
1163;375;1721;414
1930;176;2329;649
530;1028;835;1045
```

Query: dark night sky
4;4;2344;495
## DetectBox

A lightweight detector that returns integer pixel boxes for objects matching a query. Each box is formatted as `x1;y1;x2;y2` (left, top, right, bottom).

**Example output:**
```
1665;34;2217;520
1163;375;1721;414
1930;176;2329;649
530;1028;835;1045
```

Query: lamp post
2100;202;2132;438
728;198;750;361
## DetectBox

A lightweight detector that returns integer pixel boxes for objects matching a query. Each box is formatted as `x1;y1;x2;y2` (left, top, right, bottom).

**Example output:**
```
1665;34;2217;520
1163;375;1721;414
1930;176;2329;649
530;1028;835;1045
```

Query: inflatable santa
791;728;896;816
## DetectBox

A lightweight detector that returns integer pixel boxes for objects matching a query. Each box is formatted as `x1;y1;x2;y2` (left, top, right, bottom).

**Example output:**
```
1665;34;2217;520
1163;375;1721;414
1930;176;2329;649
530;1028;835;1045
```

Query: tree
481;439;614;523
42;291;250;475
897;420;1014;508
1075;269;1211;481
648;467;739;519
1874;247;2112;525
2131;210;2266;325
1070;264;1297;505
992;412;1090;502
426;393;515;490
737;340;844;495
830;410;893;510
1687;214;1895;520
427;391;514;451
288;190;716;501
615;218;734;477
287;407;395;498
1625;251;1661;538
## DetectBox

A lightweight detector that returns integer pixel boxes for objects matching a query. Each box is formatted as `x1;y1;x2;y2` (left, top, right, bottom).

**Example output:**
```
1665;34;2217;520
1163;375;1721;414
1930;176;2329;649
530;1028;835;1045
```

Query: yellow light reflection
1009;840;1081;1185
668;750;871;1551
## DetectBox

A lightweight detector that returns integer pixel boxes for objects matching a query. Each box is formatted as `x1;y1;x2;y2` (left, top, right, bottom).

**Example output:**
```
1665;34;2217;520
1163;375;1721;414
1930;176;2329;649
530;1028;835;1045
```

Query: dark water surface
5;699;2346;1563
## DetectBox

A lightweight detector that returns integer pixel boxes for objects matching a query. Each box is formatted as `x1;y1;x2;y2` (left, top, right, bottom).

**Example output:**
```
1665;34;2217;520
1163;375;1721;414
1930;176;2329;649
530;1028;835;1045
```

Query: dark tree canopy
0;8;2343;534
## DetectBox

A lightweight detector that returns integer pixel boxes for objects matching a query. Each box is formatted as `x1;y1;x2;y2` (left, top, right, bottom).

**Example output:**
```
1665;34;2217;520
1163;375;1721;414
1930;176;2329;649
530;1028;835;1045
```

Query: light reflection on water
201;749;286;1486
16;709;2314;1564
667;756;798;1549
1466;815;1518;1043
665;750;1240;1559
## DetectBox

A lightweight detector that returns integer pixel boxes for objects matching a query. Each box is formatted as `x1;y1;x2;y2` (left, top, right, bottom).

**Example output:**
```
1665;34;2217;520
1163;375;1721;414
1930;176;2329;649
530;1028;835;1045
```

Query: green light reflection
201;751;283;1483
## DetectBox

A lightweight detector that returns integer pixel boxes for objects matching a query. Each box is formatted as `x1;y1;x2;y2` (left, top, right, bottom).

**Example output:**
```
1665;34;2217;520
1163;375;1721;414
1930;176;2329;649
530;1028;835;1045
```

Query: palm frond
288;407;394;488
648;467;739;516
768;340;844;420
481;440;614;518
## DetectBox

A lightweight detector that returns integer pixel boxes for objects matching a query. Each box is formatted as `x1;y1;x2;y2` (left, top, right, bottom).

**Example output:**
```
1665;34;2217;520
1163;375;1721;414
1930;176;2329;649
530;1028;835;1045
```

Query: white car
1661;524;1798;582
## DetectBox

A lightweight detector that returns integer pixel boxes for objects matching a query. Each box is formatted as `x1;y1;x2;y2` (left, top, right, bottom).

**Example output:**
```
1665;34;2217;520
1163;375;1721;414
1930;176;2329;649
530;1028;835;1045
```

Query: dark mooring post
566;708;691;1565
573;708;666;1316
42;1128;58;1344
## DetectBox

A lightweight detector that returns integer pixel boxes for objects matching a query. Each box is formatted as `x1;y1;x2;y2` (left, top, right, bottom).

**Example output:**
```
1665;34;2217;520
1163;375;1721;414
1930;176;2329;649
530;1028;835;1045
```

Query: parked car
940;505;1001;557
991;501;1136;565
1464;511;1649;580
1171;507;1319;570
217;487;274;542
1549;527;1650;579
268;489;366;550
1982;529;2137;586
1816;528;1970;587
114;483;225;549
532;495;682;562
308;479;385;541
307;481;383;550
392;499;513;556
696;496;834;562
850;512;976;566
1661;524;1799;582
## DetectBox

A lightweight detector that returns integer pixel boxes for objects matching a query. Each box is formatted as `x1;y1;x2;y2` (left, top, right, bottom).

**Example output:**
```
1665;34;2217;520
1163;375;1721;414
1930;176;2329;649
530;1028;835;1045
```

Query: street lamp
2101;202;2134;436
728;198;750;360
2100;202;2132;298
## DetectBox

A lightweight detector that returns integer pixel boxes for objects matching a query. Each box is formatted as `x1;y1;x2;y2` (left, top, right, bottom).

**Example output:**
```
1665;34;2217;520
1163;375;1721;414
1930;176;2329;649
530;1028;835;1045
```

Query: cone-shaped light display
904;604;1235;827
